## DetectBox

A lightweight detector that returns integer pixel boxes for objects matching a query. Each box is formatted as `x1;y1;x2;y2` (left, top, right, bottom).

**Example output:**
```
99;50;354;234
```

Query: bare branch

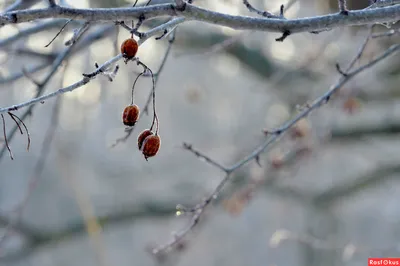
1;4;400;35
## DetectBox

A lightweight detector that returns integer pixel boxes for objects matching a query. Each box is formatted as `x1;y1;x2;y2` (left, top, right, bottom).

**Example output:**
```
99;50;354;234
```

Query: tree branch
1;4;400;35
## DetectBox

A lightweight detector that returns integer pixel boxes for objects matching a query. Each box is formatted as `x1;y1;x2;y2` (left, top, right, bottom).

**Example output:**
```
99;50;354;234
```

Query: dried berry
121;38;138;59
141;135;161;160
137;129;153;150
122;104;140;126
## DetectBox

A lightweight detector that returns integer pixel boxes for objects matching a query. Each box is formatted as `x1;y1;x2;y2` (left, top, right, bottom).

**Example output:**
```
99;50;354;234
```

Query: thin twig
8;112;30;151
44;18;73;47
1;114;13;160
182;143;227;172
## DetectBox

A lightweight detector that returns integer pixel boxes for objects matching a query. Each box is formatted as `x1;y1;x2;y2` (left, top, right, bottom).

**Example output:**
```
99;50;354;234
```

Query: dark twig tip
155;29;168;40
280;5;285;17
275;30;291;42
255;155;262;167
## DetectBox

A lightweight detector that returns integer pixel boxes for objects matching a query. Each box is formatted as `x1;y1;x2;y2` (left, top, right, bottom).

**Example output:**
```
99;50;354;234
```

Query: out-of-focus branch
0;24;115;85
2;0;41;13
0;203;177;261
314;163;400;205
0;21;101;160
0;65;66;249
0;19;75;48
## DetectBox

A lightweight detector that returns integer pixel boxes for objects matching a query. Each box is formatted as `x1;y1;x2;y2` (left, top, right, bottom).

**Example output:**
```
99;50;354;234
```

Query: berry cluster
120;38;161;160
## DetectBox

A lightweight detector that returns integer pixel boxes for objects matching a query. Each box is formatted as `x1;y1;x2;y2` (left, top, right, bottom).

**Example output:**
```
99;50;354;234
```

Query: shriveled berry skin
142;135;160;160
121;38;138;59
137;129;153;150
122;105;140;126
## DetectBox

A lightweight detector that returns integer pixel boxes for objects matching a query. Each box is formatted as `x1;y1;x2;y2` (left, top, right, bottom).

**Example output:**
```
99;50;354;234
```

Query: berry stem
137;60;158;133
130;72;143;105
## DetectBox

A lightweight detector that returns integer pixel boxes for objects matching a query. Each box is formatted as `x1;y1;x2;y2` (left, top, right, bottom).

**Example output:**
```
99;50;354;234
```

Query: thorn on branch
263;128;282;135
275;30;291;42
255;155;262;167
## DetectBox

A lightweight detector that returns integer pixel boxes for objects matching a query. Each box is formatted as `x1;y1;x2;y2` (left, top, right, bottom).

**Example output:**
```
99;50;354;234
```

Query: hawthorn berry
121;38;138;59
137;129;153;150
141;134;161;160
122;104;140;126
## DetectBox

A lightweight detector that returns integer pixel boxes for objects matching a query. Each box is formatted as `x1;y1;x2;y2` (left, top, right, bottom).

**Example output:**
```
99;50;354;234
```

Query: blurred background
0;0;400;265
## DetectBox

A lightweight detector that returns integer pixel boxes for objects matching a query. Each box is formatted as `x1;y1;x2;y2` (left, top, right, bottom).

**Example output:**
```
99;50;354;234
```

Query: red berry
141;135;161;160
121;38;138;59
137;129;153;150
122;105;140;126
